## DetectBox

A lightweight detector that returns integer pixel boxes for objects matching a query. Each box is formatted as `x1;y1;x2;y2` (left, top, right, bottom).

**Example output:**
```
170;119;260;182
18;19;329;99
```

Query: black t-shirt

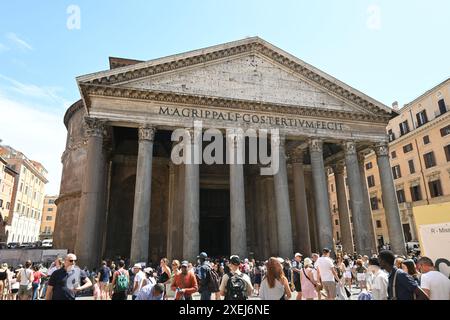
48;267;88;300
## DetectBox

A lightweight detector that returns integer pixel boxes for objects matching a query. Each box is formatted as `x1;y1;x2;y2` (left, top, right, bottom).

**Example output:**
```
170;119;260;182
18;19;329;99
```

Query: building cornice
77;37;395;120
63;99;84;129
79;83;392;123
389;112;450;148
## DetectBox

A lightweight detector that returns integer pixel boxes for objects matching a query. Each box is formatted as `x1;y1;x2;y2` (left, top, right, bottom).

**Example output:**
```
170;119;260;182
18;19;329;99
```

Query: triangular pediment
120;54;357;113
77;37;395;119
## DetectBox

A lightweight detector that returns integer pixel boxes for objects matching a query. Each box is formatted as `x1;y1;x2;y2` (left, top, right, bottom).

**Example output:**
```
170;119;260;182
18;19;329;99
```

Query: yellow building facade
40;195;58;240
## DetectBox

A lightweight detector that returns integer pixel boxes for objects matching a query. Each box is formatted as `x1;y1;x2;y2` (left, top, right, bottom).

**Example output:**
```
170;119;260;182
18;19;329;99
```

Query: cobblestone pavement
76;285;364;300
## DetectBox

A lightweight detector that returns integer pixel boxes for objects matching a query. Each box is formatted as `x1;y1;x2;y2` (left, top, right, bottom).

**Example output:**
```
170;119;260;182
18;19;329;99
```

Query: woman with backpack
259;257;292;300
111;260;130;300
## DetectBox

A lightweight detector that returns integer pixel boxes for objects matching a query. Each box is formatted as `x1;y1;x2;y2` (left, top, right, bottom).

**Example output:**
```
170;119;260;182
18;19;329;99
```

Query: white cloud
6;32;33;51
0;93;67;195
0;43;9;53
0;74;71;110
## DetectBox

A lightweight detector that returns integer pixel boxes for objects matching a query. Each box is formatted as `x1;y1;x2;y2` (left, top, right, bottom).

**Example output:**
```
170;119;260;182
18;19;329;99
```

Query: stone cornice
389;112;450;147
80;83;391;123
77;38;395;120
55;190;82;206
63;99;84;129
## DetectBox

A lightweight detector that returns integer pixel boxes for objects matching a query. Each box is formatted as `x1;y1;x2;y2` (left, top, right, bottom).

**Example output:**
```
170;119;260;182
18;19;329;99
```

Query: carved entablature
308;138;323;153
374;142;389;157
138;126;156;142
84;117;105;138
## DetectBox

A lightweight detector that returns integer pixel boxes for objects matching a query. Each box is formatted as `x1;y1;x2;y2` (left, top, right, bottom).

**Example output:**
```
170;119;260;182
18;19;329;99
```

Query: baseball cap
295;253;303;257
230;255;240;265
197;252;208;259
181;260;189;267
133;263;142;269
323;248;331;253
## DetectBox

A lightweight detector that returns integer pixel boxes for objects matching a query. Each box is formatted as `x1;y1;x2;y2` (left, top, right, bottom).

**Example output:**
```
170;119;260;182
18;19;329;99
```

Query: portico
54;37;406;268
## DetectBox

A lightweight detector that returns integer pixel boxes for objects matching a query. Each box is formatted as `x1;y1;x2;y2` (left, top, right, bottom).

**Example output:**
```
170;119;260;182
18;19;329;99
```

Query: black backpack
207;269;220;292
225;272;247;300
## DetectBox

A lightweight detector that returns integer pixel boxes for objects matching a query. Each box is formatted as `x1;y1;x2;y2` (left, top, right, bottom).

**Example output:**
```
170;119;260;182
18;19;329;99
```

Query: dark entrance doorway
200;188;230;258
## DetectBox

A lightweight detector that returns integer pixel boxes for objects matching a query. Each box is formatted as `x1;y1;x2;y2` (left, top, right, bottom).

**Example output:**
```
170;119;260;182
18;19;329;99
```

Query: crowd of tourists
1;249;449;300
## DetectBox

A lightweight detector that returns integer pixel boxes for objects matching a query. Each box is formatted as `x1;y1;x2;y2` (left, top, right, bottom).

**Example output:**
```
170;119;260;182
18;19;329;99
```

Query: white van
42;239;53;248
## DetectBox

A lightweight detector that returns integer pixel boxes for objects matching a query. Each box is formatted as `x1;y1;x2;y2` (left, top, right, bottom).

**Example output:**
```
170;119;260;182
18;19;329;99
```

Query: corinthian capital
331;162;346;175
84;117;105;137
374;142;389;157
308;138;323;153
342;140;357;156
138;125;156;142
287;148;304;164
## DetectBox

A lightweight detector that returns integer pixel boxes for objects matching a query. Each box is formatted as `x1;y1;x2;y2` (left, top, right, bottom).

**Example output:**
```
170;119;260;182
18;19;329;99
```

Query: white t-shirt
133;271;146;293
316;256;335;282
371;270;388;300
259;278;286;300
420;271;450;300
19;268;33;286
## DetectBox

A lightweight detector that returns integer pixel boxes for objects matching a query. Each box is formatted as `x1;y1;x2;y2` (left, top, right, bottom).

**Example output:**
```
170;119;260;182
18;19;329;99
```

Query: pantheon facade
54;37;406;268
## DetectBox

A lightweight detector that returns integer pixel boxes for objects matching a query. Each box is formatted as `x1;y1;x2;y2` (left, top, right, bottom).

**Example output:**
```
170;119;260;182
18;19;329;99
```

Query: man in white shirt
316;248;339;300
418;257;450;300
220;255;253;300
368;257;388;300
131;264;146;300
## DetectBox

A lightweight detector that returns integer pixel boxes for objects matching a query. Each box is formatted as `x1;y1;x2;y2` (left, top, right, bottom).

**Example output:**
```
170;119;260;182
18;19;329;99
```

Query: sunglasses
69;260;77;263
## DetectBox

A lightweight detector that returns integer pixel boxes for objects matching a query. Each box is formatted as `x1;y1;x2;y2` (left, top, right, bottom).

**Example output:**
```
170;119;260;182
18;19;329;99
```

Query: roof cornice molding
77;37;395;119
80;83;391;123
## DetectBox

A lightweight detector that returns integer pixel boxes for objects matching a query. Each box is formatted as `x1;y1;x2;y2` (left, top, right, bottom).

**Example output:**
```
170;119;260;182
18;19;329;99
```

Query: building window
388;129;396;142
370;197;379;210
440;124;450;137
330;184;334;192
438;99;447;115
47;208;54;212
49;199;55;204
423;135;430;145
19;182;23;192
429;180;443;198
403;143;413;153
410;185;423;202
46;216;52;221
376;220;382;228
367;175;375;188
335;219;339;226
399;120;410;136
444;145;450;162
6;202;10;210
392;165;402;179
416;110;428;127
396;189;406;203
366;162;373;170
408;160;416;174
391;151;397;159
17;203;21;212
423;152;436;168
0;199;3;208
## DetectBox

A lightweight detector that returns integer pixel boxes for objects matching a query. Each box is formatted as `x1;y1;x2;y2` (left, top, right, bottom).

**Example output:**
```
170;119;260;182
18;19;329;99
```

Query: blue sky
0;0;449;194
